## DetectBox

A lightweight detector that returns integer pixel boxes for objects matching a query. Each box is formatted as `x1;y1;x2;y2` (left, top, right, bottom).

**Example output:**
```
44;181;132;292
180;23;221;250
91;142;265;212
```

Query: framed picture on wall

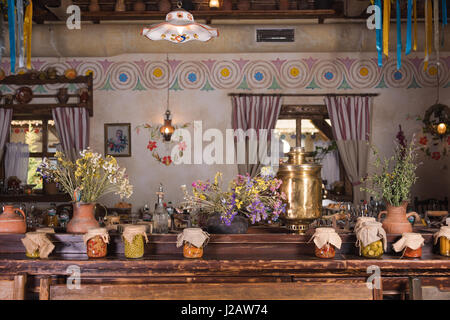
104;123;131;157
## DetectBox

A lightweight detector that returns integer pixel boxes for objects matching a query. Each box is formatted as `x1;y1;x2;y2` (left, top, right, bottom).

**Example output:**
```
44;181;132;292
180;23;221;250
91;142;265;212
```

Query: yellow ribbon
24;0;32;70
413;0;417;51
383;0;391;57
424;0;433;71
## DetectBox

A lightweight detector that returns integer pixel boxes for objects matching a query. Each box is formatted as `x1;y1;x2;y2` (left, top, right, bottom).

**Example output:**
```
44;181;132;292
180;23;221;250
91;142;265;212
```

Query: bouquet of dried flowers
182;170;286;226
37;149;133;203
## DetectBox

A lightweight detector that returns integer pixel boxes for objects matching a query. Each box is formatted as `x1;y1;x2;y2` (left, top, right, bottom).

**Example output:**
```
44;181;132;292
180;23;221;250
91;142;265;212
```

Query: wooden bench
39;277;380;300
0;274;27;300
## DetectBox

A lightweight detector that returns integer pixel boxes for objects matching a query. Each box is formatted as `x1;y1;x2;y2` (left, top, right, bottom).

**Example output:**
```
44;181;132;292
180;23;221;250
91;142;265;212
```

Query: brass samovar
277;147;322;234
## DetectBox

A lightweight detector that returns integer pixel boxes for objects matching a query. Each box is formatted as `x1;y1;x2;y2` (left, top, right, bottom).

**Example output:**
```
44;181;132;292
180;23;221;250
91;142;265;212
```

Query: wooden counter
0;228;449;299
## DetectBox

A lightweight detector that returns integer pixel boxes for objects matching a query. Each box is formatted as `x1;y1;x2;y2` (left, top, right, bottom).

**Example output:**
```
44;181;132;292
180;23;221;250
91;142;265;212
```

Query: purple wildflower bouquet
181;171;286;226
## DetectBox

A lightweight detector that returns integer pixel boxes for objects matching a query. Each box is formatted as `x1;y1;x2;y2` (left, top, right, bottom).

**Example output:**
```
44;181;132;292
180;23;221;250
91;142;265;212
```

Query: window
9;119;60;189
274;105;352;201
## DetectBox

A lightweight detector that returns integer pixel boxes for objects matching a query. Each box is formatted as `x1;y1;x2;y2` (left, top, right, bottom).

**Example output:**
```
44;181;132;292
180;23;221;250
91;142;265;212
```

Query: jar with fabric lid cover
393;233;424;258
434;226;450;257
122;225;148;259
83;228;110;258
21;232;55;259
176;228;210;259
356;221;387;258
309;227;342;259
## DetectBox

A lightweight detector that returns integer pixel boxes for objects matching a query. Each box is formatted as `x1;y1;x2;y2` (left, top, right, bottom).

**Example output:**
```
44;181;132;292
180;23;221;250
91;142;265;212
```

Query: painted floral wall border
1;53;450;93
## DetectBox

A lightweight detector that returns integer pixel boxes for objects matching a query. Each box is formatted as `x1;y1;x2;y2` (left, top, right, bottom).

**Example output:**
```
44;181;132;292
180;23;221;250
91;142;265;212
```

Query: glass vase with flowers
37;149;133;233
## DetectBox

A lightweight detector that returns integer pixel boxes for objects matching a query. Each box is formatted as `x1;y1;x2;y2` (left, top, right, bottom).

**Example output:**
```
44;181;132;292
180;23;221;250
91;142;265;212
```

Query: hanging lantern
141;1;218;44
160;110;175;142
423;103;450;138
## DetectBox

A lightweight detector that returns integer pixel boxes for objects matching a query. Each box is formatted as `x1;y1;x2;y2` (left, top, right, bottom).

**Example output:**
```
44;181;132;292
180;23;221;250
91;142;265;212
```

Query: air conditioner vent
256;29;295;42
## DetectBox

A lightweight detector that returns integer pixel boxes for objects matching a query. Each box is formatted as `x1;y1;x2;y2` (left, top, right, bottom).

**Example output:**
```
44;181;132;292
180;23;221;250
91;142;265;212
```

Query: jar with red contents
310;227;342;259
393;233;424;259
176;228;210;259
83;228;109;258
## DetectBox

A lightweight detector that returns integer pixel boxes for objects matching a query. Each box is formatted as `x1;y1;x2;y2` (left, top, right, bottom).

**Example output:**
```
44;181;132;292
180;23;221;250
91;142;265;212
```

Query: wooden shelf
81;9;337;22
0;74;94;117
0;193;71;203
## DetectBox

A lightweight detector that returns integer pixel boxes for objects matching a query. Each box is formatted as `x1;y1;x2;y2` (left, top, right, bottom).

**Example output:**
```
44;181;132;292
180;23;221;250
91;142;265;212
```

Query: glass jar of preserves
83;228;109;258
356;221;386;259
434;226;450;257
177;228;210;259
183;242;204;258
21;232;55;259
393;233;424;258
309;227;341;259
122;225;148;259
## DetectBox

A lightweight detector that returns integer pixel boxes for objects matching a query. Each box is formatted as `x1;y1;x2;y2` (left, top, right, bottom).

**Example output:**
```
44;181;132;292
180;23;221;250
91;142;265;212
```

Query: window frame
277;104;353;202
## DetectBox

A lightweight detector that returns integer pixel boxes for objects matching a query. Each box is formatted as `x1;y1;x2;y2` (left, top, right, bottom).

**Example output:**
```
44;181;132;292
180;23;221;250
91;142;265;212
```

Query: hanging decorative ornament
424;0;433;71
7;0;16;73
405;0;412;56
141;1;218;43
24;0;33;70
413;0;417;51
0;6;5;63
374;0;383;67
16;0;24;69
382;0;390;58
395;0;401;70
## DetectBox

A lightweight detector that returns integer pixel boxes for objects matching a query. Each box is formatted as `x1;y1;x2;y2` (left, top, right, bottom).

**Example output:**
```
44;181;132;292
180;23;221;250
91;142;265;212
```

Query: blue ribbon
375;0;383;66
396;0;401;70
443;0;448;26
405;0;412;55
7;0;16;74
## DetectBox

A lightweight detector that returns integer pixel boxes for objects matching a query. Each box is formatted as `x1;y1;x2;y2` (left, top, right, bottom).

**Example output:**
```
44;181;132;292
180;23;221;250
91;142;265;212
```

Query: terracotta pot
56;88;69;104
378;202;420;234
89;0;100;12
67;203;99;234
115;0;126;12
158;0;171;12
237;0;250;10
223;0;232;10
0;205;26;234
279;0;289;10
133;0;146;11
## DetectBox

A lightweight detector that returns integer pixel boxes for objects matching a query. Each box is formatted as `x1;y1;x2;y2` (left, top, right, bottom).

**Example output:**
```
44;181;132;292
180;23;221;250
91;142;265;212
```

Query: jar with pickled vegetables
393;233;424;258
21;232;55;259
122;225;148;259
83;228;109;258
176;228;210;259
356;221;387;259
434;226;450;257
361;240;384;258
309;227;341;259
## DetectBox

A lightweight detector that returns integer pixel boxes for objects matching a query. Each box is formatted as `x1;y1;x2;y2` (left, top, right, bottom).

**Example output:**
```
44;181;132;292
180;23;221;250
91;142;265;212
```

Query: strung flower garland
136;122;190;166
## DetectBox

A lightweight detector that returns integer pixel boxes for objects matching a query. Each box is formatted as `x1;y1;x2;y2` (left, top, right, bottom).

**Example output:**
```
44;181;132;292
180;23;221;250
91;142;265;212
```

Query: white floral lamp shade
141;9;218;43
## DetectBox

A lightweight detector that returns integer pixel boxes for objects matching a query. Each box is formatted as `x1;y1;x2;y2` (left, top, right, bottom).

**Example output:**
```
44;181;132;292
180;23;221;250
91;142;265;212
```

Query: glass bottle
46;203;59;228
153;183;169;234
142;203;152;221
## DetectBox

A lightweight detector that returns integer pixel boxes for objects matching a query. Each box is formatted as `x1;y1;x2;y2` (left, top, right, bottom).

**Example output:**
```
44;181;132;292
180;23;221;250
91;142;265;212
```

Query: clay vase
279;0;289;10
378;202;421;234
115;0;126;12
56;88;69;104
88;0;100;12
0;205;26;234
79;88;89;104
133;0;146;12
237;0;250;10
158;0;171;12
66;203;99;234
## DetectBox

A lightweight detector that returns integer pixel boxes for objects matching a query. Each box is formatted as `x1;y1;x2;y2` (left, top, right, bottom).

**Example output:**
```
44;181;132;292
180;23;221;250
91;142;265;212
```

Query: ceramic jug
378;202;421;234
0;205;27;233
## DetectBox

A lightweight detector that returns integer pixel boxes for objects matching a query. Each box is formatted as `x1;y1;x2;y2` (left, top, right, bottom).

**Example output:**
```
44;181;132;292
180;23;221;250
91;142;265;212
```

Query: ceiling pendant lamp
141;1;218;44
